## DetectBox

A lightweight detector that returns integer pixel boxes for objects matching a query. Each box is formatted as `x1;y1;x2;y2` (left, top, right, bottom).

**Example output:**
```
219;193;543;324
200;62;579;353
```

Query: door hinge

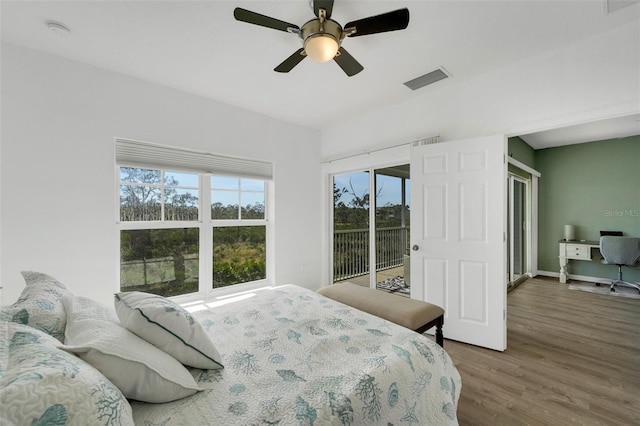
503;309;506;321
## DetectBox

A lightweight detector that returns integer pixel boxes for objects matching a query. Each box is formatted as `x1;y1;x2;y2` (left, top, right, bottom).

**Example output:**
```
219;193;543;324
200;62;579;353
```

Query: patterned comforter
130;285;461;425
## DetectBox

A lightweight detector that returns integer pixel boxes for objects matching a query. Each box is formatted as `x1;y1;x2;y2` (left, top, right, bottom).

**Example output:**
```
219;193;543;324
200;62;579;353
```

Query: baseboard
537;270;611;284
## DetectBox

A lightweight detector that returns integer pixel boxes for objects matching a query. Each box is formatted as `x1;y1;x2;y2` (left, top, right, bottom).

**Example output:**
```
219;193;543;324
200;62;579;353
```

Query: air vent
404;68;449;91
412;135;440;146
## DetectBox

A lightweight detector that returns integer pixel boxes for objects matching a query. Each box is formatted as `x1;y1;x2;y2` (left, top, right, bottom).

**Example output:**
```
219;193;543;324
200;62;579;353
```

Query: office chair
599;236;640;293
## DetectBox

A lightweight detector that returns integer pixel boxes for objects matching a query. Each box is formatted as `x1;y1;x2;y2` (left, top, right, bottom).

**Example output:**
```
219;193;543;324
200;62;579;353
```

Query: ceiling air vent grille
404;68;449;91
412;135;440;147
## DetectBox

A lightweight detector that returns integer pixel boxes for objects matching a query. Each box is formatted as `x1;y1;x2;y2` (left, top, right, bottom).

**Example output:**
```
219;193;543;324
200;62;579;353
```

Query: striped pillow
114;292;223;370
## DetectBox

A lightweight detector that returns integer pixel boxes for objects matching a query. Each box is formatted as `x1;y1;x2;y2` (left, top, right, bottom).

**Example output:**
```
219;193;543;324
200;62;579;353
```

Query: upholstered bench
317;282;445;347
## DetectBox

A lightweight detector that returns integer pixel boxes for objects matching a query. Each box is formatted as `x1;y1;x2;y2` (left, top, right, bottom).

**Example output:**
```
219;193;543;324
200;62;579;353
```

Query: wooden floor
444;276;640;426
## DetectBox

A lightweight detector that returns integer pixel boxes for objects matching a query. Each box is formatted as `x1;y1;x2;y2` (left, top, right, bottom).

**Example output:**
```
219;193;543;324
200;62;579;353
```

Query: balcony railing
333;226;409;282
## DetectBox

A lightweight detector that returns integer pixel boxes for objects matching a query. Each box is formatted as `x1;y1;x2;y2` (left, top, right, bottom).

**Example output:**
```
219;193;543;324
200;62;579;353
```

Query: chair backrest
600;236;640;266
600;230;623;237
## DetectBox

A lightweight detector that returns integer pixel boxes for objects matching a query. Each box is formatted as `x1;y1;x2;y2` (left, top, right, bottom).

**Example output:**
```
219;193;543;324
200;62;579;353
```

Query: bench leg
414;314;444;348
435;315;444;348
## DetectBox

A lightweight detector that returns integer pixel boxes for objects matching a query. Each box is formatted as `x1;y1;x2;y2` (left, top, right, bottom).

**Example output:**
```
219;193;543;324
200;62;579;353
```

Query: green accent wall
508;136;536;169
536;135;640;282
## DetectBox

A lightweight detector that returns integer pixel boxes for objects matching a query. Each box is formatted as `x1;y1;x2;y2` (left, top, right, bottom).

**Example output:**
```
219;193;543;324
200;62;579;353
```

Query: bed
1;272;461;425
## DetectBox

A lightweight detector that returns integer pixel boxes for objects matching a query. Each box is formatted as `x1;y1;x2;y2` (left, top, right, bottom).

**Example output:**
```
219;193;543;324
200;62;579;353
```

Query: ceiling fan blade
313;0;334;19
333;47;364;77
344;8;409;37
274;49;307;73
234;8;300;33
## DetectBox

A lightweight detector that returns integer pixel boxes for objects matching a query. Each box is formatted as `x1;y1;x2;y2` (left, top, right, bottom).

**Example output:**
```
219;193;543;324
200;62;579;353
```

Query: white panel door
410;135;507;351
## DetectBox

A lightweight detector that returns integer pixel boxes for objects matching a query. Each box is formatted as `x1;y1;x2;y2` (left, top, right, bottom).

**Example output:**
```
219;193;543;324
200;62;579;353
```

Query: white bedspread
130;284;461;425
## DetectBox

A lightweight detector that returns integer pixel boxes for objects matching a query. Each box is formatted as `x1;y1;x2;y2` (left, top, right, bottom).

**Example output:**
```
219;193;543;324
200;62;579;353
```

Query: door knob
412;245;419;251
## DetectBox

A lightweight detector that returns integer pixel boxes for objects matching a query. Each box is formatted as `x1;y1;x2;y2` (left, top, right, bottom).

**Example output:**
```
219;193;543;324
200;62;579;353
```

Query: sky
120;168;265;208
333;171;410;207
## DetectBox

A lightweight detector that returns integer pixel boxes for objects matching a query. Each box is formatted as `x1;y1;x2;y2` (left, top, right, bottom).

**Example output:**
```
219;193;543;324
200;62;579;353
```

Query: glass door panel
374;165;410;296
512;180;526;278
508;175;528;285
332;171;370;285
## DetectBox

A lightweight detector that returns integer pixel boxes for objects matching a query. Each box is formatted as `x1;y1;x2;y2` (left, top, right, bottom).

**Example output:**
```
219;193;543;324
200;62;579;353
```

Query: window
116;139;272;299
210;177;266;289
119;168;199;222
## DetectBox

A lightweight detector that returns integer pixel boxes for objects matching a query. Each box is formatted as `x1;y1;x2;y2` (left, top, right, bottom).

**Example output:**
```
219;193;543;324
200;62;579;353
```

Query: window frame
116;167;272;302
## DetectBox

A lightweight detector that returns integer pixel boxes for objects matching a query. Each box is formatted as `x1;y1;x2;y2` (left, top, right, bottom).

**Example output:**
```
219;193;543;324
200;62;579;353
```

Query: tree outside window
118;168;268;297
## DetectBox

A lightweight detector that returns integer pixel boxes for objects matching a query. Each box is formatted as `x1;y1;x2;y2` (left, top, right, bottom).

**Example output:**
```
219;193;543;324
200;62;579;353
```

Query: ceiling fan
233;0;410;77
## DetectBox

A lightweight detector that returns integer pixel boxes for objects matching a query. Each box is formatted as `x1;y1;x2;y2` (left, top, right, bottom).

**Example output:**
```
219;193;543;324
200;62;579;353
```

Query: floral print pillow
1;271;70;342
0;321;134;426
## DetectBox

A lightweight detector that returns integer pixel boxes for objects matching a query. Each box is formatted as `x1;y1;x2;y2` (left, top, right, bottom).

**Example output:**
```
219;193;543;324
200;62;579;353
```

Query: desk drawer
566;244;590;260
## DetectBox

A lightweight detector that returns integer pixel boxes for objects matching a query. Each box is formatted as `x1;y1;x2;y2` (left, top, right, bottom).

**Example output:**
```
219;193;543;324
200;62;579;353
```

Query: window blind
115;138;273;180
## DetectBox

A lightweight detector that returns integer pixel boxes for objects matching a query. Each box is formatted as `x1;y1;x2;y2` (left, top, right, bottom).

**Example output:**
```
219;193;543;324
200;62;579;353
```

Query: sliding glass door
332;164;410;296
507;174;529;285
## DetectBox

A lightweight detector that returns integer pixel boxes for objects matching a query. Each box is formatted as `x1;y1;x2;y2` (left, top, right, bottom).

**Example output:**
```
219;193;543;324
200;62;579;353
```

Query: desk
558;240;600;283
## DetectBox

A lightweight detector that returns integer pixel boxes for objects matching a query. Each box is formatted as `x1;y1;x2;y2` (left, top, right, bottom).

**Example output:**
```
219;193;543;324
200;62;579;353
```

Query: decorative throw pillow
0;320;134;426
60;295;202;403
114;291;223;369
0;271;70;342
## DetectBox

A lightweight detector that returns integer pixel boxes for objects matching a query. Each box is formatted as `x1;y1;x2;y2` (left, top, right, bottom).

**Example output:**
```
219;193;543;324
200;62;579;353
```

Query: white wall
1;43;322;305
320;21;640;160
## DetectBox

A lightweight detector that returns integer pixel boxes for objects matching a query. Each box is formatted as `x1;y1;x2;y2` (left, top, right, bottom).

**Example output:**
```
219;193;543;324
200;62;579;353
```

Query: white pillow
60;295;201;403
114;291;223;369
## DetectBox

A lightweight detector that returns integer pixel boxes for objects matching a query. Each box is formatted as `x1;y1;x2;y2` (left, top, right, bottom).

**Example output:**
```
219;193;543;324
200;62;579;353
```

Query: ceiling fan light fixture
304;34;339;62
234;4;410;76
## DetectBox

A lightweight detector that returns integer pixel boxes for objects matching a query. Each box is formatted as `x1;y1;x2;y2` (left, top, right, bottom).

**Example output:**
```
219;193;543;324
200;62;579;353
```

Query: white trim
200;174;213;298
321;135;437;164
507;156;541;178
118;221;201;230
368;169;376;289
537;270;610;284
322;144;410;173
530;176;539;276
507;158;540;278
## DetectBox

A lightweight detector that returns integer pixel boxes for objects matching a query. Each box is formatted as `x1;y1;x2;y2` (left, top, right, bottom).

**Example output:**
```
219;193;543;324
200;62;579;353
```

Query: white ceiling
519;113;640;149
2;0;639;148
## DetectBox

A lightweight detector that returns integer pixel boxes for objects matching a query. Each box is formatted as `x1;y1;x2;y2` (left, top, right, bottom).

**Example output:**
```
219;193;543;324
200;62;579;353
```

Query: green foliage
120;226;267;295
333;179;369;230
212;202;265;220
211;202;239;219
213;227;266;288
121;228;199;262
119;167;268;296
212;260;265;288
